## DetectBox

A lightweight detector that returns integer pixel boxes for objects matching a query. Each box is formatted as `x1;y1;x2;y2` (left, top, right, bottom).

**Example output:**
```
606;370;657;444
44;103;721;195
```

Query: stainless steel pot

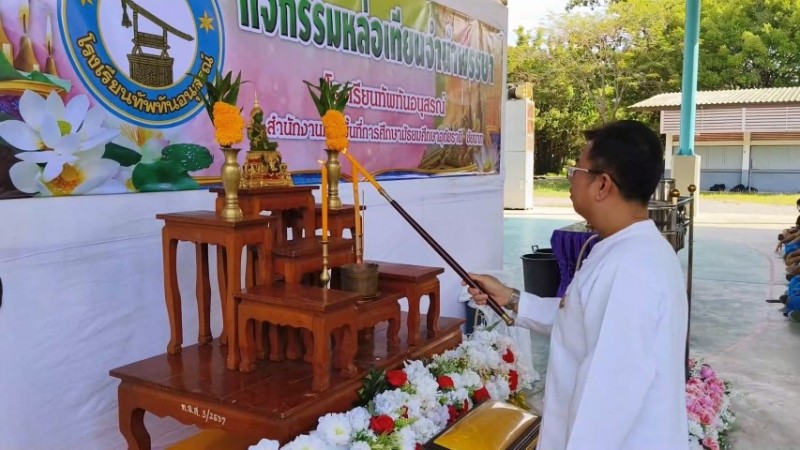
652;178;676;202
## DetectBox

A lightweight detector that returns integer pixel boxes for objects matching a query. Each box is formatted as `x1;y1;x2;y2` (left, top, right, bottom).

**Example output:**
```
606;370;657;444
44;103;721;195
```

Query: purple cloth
550;222;600;297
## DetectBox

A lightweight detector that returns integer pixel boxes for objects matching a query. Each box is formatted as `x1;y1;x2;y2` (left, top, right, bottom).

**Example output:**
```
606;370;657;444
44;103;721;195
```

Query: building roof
629;86;800;111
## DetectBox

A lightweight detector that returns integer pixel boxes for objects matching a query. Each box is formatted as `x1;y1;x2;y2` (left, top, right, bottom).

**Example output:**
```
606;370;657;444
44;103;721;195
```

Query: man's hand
462;273;514;307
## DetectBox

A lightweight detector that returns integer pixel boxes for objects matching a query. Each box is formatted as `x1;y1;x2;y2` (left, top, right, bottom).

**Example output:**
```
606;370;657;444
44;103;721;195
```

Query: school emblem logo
59;0;224;128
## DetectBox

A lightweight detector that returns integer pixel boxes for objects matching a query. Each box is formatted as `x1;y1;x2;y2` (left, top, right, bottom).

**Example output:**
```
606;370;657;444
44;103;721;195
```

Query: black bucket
521;246;560;297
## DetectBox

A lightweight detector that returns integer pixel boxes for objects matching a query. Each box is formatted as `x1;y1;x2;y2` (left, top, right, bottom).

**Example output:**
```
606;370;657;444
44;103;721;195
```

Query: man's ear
594;174;614;201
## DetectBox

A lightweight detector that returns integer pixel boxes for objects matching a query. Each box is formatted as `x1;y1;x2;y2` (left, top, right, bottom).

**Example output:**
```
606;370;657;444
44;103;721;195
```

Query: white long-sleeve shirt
517;220;689;450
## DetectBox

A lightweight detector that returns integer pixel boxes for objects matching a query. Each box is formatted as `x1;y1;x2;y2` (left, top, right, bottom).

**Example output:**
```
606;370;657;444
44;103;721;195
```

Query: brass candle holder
319;238;330;288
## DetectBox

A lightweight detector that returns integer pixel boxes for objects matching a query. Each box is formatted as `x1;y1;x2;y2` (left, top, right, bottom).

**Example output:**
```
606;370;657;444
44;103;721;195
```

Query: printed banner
0;0;504;199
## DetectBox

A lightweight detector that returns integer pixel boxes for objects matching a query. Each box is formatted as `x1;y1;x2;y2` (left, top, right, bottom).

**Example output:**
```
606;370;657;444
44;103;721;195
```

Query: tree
698;0;800;89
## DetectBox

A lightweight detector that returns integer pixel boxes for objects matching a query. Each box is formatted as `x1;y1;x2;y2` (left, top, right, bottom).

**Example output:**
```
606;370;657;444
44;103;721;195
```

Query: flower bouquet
686;359;736;450
304;75;353;209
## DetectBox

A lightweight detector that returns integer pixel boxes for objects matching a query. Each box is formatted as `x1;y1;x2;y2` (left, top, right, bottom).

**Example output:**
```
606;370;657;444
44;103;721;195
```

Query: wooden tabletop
109;315;464;419
209;186;316;195
366;260;445;281
272;237;354;257
155;210;275;228
237;283;362;312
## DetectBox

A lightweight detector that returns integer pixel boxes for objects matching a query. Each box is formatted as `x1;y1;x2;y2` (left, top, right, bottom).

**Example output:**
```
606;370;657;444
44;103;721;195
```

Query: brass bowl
339;262;379;299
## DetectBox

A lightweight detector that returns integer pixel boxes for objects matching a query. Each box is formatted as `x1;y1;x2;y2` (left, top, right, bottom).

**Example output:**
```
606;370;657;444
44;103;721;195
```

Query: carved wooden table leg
162;232;182;355
239;315;256;372
388;306;401;349
216;247;228;345
426;279;441;338
405;288;422;346
223;237;243;370
311;319;332;392
195;243;212;344
338;323;357;377
118;383;151;450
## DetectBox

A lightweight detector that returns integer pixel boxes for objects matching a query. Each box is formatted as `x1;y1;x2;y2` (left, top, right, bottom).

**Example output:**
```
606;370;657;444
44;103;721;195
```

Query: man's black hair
583;120;664;205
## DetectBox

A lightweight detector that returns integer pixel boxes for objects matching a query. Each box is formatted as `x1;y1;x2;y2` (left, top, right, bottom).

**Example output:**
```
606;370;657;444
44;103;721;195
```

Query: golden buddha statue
240;93;292;188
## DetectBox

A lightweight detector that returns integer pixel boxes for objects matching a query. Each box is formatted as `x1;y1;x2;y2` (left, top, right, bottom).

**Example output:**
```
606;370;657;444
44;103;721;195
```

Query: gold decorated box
425;401;541;450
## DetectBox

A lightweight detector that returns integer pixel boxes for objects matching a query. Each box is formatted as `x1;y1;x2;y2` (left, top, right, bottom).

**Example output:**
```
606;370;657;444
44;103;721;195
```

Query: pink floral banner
0;0;504;199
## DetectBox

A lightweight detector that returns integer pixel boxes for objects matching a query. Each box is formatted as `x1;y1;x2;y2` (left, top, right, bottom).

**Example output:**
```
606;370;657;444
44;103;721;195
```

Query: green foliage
102;143;142;167
132;160;199;192
698;0;800;89
303;77;353;116
190;70;248;122
161;144;213;171
357;367;388;407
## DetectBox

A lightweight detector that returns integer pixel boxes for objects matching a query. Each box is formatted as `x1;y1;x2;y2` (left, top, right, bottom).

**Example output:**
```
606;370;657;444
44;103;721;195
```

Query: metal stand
685;184;697;381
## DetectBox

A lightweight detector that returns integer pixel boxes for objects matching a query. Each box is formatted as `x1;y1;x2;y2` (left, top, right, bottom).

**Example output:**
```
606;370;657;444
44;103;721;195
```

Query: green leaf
306;86;325;116
161;143;213;171
0;53;25;82
103;142;142;167
132;160;200;192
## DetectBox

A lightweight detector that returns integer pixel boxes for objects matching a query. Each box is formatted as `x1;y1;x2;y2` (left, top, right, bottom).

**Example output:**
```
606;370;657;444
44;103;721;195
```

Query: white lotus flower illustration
103;115;174;164
9;148;121;196
0;90;119;181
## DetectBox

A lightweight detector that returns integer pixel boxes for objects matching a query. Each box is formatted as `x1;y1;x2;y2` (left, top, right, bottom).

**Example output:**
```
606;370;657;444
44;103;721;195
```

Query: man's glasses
567;166;620;186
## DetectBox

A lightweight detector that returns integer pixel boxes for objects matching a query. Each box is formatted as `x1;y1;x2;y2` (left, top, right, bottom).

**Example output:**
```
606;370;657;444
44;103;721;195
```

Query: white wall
0;167;505;450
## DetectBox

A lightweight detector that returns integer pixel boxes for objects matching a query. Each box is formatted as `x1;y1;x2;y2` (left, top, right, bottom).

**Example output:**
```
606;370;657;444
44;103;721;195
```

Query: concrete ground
504;198;800;449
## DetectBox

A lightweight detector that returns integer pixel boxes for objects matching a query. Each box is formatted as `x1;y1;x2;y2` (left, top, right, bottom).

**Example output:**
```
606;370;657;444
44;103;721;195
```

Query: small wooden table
354;292;402;349
237;283;360;391
210;186;317;243
156;211;275;370
314;203;364;238
367;260;444;346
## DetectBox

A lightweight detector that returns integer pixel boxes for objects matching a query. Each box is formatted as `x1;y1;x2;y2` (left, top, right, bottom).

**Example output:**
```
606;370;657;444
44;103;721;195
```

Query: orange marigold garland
304;77;353;152
213;101;245;147
322;110;348;151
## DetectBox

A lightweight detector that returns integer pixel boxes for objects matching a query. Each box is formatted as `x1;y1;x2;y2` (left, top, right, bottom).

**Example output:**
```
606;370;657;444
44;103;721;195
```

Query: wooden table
110;315;464;449
367;260;444;346
238;283;361;392
210;186;317;243
156;211;275;371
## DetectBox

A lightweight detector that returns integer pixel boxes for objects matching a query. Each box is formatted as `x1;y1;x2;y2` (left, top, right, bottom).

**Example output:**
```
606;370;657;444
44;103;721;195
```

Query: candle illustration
0;15;13;65
14;0;39;72
44;15;57;76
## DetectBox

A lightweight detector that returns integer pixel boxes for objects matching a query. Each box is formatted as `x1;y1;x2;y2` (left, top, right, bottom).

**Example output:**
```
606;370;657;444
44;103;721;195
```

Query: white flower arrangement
248;329;534;450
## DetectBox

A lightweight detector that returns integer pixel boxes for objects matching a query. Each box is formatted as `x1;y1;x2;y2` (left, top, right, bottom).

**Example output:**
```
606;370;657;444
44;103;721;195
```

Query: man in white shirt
468;120;689;449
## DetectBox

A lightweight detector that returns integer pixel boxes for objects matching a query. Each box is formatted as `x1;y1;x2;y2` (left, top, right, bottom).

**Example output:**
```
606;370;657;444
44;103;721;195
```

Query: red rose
416;444;423;450
473;386;490;402
447;405;458;424
386;370;408;388
370;414;395;434
437;375;455;390
509;370;519;391
461;399;470;416
503;349;515;363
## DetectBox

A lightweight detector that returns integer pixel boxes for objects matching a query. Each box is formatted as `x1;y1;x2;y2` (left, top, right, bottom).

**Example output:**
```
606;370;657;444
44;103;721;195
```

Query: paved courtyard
503;198;800;448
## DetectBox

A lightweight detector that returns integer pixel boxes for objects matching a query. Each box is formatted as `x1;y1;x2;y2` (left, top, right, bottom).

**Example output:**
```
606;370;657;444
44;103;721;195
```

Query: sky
506;0;571;44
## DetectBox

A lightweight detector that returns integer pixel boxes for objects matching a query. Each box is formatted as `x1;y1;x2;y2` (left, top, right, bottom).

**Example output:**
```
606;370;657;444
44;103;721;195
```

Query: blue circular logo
59;0;224;128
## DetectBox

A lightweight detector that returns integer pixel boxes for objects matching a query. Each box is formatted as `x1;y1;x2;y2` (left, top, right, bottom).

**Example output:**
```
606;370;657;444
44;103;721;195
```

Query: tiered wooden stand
112;315;463;449
110;185;460;449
